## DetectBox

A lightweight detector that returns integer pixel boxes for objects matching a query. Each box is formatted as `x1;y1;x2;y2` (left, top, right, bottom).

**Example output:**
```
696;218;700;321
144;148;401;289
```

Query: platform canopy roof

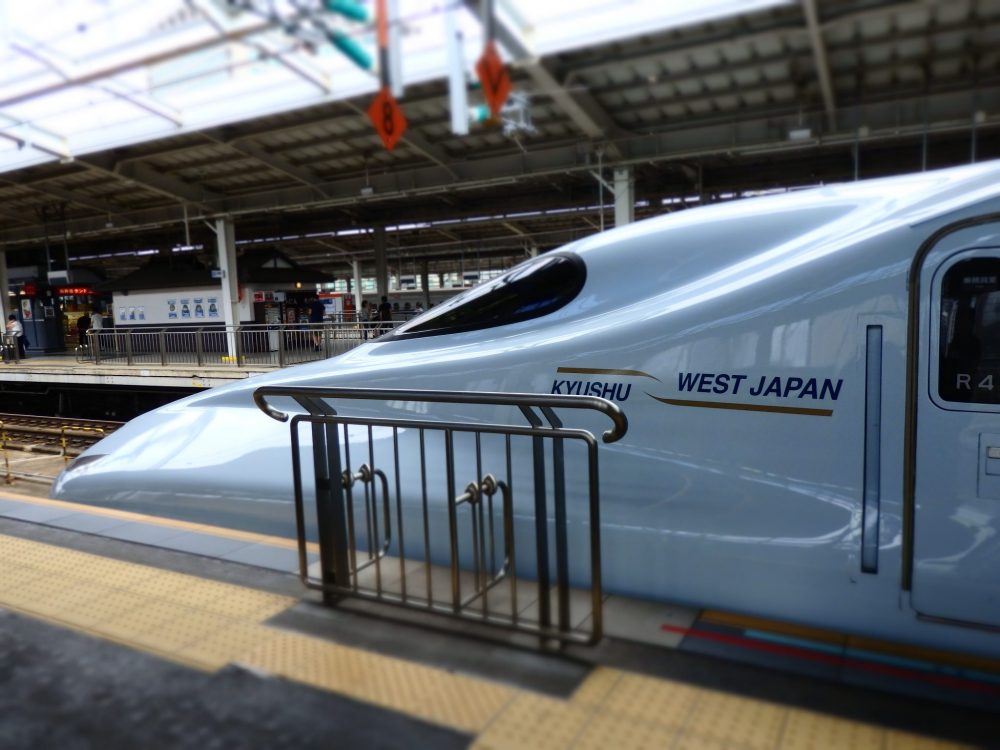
0;0;785;171
0;0;998;280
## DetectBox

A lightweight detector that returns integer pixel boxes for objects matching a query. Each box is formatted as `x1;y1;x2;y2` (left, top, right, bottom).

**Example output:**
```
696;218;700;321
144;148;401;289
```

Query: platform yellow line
0;489;317;554
0;532;975;747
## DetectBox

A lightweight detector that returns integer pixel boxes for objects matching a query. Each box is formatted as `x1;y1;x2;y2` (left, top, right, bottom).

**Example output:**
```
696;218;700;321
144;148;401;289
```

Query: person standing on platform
378;295;392;333
360;300;370;340
76;313;92;347
6;314;26;359
309;297;326;351
90;306;104;355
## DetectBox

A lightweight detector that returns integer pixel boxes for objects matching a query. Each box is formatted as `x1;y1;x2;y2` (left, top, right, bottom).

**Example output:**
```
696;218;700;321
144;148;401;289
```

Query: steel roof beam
802;0;836;129
0;17;274;110
10;39;184;129
202;134;331;199
2;88;998;245
81;155;225;211
341;101;458;178
0;178;134;224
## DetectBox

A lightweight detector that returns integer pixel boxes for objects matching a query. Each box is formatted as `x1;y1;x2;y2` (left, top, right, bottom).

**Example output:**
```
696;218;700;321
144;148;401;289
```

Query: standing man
308;297;326;351
76;312;92;347
6;314;26;359
378;295;392;333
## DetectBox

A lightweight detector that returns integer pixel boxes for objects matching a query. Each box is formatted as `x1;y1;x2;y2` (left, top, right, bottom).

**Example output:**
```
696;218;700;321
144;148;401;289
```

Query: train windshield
939;257;1000;403
386;252;586;339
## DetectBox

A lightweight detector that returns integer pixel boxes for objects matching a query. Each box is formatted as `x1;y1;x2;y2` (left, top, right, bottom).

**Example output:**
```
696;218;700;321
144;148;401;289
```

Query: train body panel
54;162;1000;656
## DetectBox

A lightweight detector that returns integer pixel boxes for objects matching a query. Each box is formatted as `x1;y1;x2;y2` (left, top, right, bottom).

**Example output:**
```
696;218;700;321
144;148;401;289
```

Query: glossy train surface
55;161;1000;657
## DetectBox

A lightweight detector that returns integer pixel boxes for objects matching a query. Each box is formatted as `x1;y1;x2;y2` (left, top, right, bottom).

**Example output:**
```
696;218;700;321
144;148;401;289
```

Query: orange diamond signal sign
368;87;407;151
476;40;511;118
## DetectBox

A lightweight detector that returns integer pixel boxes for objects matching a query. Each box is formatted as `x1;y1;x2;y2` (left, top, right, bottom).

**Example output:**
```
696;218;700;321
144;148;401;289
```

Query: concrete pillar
352;260;363;317
0;250;8;323
614;167;635;226
215;217;240;358
421;260;431;307
373;225;388;299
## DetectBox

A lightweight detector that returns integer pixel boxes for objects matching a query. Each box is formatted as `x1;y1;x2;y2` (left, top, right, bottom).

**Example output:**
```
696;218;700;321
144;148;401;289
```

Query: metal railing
254;386;628;645
77;321;400;367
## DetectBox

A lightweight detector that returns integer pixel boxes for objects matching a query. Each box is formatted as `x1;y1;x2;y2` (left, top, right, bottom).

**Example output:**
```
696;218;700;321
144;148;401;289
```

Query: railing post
518;405;552;634
196;329;204;366
125;331;134;365
542;408;571;633
278;328;286;367
235;326;244;366
304;402;350;604
159;329;167;366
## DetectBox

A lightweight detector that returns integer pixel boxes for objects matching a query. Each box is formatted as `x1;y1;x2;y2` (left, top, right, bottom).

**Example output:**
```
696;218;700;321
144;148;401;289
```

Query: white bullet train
54;160;1000;658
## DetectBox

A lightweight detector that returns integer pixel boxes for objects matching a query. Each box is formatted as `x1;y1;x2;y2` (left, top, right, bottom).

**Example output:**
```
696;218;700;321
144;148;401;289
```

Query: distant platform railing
76;322;400;368
254;386;628;646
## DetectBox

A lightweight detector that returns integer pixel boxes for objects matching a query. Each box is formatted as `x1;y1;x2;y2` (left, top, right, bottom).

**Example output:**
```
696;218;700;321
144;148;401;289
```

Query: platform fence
253;386;628;646
76;322;399;368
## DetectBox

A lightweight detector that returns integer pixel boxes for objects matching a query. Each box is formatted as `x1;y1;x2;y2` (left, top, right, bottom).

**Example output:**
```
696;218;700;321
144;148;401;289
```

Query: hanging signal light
327;29;372;70
324;0;369;22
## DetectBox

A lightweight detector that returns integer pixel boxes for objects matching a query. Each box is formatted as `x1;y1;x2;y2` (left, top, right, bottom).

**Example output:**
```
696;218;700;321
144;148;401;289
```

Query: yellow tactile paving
598;670;702;729
687;690;787;749
474;694;593;749
780;709;883;750
0;531;978;749
575;710;681;750
0;487;317;554
568;665;622;707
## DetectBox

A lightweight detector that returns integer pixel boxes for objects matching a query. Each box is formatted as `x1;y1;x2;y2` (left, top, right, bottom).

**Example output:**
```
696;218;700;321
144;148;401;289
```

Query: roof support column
215;217;240;358
374;225;388;299
614;167;634;226
0;250;8;323
421;260;431;308
352;260;363;318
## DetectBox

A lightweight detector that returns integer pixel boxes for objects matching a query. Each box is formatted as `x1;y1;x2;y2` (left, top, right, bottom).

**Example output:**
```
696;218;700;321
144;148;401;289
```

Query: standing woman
6;314;26;359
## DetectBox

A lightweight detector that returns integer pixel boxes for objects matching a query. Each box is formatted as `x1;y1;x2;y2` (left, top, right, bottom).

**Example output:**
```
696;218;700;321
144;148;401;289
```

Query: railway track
0;413;124;459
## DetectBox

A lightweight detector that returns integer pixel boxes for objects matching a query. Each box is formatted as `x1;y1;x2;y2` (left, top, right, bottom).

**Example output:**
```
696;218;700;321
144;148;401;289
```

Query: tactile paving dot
473;694;591;750
93;599;194;640
569;667;624;708
0;566;48;593
683;690;786;750
176;622;278;667
573;710;677;750
71;589;152;630
779;708;883;750
239;630;327;675
883;731;973;750
599;671;701;729
674;731;743;750
139;608;238;654
412;670;515;733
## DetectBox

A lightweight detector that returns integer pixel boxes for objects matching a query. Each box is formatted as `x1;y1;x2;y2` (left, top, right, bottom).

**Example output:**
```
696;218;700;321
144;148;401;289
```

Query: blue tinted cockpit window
939;257;1000;403
385;252;586;339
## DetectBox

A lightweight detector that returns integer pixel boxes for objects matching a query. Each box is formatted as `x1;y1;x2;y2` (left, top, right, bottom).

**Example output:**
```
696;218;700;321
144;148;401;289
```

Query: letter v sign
476;40;511;117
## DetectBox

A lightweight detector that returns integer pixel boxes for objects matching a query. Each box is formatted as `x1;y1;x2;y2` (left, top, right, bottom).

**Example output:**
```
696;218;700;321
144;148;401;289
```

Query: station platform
0;352;274;389
0;487;996;748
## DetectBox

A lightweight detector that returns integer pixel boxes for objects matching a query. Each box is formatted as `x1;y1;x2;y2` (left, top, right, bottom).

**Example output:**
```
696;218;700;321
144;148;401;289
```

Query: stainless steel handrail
254;385;626;646
254;387;628;443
